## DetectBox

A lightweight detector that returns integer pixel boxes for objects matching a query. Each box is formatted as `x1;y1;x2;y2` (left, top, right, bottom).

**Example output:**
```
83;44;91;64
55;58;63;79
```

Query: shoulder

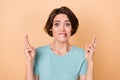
72;46;85;54
35;45;50;55
36;45;49;51
72;45;85;57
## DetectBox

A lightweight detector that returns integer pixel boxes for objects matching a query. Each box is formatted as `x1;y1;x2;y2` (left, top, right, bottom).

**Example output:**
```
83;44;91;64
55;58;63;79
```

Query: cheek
51;29;58;36
67;28;72;34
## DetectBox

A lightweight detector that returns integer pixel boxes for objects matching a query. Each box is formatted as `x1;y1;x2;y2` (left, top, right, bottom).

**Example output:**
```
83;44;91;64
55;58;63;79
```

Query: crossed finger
25;35;31;49
91;37;97;48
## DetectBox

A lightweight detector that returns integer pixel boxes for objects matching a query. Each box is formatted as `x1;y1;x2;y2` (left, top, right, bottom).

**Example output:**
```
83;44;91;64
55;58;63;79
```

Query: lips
58;33;67;36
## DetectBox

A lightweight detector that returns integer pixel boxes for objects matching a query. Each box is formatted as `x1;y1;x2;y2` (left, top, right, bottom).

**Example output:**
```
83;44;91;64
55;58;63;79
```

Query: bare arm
24;35;38;80
25;64;39;80
25;61;35;80
85;61;93;80
79;37;97;80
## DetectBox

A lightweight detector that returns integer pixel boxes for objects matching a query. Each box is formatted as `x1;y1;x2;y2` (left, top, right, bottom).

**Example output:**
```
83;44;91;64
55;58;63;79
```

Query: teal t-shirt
34;45;87;80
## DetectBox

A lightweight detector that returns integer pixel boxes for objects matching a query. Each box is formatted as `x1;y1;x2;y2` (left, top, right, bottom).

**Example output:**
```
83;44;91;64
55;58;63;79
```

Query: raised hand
24;35;35;62
85;37;97;62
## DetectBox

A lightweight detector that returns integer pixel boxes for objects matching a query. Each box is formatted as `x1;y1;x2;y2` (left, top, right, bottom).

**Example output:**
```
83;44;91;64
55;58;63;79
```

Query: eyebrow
53;20;70;22
65;20;70;22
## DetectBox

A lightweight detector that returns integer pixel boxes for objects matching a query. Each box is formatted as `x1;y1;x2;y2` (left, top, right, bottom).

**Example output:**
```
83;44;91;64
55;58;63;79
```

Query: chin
57;38;69;42
54;35;71;42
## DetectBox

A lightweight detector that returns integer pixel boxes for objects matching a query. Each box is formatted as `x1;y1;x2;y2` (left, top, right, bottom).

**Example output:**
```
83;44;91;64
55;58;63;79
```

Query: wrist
87;59;94;65
26;60;34;66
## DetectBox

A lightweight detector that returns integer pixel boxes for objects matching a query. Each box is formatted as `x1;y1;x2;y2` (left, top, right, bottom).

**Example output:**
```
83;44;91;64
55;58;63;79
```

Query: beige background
0;0;120;80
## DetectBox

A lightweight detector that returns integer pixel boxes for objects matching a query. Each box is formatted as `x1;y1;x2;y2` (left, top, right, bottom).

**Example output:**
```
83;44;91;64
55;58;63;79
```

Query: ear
49;29;52;31
71;28;73;32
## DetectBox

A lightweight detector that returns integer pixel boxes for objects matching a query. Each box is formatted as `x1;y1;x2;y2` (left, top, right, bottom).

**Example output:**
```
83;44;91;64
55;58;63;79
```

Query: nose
60;25;65;31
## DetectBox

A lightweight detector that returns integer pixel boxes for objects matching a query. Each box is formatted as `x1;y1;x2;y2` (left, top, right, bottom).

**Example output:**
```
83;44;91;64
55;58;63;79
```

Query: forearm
25;61;35;80
86;61;93;80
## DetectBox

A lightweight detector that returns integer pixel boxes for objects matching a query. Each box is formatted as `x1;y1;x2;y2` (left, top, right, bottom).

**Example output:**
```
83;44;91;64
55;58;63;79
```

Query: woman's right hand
24;35;35;63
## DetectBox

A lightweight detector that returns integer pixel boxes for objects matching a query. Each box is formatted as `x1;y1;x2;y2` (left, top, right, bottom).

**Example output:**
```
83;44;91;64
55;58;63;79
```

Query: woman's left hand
85;37;97;62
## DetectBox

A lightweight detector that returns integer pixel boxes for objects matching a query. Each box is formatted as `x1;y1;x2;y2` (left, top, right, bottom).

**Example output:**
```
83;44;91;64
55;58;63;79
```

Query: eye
53;23;59;27
65;23;71;27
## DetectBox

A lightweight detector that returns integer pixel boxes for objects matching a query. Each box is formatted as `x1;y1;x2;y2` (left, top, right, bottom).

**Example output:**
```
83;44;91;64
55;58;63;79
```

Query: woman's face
50;13;72;42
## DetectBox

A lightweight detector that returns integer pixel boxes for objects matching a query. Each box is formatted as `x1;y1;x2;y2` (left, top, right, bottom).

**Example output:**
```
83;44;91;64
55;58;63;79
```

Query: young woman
24;6;97;80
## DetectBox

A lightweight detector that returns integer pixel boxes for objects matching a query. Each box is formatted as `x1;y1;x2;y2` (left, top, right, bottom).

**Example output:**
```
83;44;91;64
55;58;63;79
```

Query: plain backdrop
0;0;120;80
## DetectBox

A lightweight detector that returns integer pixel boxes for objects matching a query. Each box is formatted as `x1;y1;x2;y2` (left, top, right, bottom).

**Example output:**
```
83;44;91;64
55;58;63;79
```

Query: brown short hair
44;6;79;37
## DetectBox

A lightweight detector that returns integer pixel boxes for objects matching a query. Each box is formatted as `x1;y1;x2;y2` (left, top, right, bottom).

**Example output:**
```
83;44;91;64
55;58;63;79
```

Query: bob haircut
44;6;79;37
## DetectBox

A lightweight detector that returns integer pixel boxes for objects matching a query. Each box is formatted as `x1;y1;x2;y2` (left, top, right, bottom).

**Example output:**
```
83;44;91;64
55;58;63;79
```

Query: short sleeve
33;50;39;75
79;59;88;75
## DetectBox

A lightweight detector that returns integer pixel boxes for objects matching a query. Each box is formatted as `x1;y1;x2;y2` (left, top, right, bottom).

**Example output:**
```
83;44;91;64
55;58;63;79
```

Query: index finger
25;35;31;47
91;37;97;47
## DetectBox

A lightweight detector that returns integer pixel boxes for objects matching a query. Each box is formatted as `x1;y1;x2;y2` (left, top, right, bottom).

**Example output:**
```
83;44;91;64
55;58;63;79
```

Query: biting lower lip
59;33;67;36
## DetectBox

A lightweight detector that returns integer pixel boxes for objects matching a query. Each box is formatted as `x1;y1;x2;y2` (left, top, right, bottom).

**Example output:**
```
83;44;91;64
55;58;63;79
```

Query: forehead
53;13;70;22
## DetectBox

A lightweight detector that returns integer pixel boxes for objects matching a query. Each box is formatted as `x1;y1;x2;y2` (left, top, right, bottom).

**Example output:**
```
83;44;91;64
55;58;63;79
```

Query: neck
50;40;71;55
